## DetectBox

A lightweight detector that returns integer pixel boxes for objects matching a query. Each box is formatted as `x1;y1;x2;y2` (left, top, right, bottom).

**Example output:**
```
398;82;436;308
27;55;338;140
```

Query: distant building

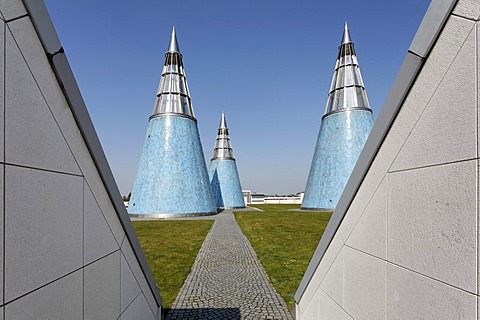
242;190;252;205
242;190;304;205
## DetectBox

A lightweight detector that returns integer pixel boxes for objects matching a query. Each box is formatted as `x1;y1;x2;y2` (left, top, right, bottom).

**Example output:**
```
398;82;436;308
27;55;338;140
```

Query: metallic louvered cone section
208;113;245;209
302;23;374;211
151;27;194;118
129;28;217;217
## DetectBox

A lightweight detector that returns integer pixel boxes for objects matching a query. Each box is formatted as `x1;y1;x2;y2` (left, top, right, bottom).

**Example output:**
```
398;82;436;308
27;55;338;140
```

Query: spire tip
341;21;352;44
168;26;181;53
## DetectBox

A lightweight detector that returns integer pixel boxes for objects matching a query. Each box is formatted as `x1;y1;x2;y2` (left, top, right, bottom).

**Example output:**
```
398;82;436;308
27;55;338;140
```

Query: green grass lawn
234;204;332;309
132;220;213;308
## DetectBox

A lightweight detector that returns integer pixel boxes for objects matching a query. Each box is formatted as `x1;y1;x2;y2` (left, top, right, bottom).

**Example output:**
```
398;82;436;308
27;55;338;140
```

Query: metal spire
212;113;234;160
324;23;371;116
167;27;181;53
341;21;352;44
219;112;227;129
151;27;195;118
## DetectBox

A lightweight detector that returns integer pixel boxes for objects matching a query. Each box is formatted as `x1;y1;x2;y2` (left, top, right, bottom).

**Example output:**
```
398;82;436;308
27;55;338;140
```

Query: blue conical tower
208;113;246;209
302;23;374;211
129;28;217;218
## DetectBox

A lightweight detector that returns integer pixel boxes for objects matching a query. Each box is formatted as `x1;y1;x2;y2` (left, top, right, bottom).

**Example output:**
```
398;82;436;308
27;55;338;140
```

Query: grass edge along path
234;204;332;309
132;219;214;308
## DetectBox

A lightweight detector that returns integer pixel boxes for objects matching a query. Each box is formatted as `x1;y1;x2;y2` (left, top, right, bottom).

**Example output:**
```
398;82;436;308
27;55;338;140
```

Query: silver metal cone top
324;23;371;116
168;27;181;53
219;112;227;129
341;22;352;44
212;113;234;160
151;27;195;119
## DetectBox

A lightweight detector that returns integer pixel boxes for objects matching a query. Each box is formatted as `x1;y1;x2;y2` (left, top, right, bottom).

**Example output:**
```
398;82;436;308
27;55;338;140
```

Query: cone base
129;211;218;219
302;109;374;210
209;159;245;209
300;207;334;212
129;115;217;215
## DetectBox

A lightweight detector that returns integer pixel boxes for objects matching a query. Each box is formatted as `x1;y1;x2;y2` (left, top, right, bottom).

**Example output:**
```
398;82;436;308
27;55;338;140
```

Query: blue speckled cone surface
129;115;217;215
209;159;245;209
302;109;374;210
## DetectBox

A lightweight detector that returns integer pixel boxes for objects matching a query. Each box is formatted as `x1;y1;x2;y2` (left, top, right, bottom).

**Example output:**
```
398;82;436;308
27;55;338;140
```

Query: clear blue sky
44;0;430;196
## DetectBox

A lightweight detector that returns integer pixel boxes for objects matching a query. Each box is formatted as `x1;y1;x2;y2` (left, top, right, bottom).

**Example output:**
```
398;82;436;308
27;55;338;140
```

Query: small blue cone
208;113;246;209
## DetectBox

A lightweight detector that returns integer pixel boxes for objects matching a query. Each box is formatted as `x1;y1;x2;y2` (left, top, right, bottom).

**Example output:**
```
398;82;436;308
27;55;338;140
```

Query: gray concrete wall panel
388;160;477;292
5;20;80;175
390;17;476;171
0;1;26;22
121;253;142;313
0;20;4;161
84;252;121;319
453;0;480;21
387;263;476;319
121;239;159;318
4;165;83;302
344;177;387;259
5;270;83;319
343;247;386;319
0;0;162;318
84;181;120;265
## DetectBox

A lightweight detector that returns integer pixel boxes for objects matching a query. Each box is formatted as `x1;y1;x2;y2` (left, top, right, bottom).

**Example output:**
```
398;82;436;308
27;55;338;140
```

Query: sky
44;0;431;196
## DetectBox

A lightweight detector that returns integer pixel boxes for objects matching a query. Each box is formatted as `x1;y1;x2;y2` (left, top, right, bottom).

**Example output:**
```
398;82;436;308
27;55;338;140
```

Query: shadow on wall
165;307;241;319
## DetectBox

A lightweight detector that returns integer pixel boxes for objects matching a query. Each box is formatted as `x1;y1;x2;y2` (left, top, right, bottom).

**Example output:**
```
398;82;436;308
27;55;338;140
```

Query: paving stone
165;210;293;320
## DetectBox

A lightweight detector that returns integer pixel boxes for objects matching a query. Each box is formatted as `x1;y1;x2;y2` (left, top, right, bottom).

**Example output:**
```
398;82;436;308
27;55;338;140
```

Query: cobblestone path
165;209;293;320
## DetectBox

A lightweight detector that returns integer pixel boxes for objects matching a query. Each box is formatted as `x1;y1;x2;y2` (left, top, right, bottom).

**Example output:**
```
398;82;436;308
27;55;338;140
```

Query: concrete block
318;289;352;320
121;252;141;312
121;239;158;317
4;165;83;301
5;23;80;175
320;247;344;306
0;0;26;21
84;180;119;265
453;0;480;20
5;270;82;319
345;177;387;259
391;26;476;171
343;247;386;319
388;160;477;293
387;263;476;319
84;251;121;320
